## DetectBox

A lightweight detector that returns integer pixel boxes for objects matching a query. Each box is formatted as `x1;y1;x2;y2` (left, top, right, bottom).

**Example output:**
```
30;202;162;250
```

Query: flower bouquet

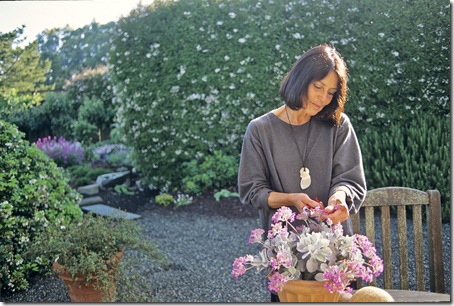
232;202;383;295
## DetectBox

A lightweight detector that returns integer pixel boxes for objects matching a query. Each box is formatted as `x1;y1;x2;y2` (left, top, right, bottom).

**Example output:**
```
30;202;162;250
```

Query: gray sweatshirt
238;111;366;235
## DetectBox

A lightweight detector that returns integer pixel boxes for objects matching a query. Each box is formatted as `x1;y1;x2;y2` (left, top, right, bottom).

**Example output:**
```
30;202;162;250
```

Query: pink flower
268;222;287;238
268;272;289;293
231;256;248;278
272;206;295;223
248;228;265;244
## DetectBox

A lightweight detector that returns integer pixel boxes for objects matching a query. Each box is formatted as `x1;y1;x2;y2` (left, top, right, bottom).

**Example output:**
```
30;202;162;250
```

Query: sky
0;0;155;46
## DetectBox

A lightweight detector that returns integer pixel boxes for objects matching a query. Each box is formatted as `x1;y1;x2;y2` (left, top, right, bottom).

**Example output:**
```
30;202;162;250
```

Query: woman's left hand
324;191;349;224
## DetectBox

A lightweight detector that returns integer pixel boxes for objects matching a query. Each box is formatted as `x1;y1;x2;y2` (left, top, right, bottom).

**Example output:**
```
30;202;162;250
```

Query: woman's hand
268;192;322;213
290;193;323;213
324;191;349;224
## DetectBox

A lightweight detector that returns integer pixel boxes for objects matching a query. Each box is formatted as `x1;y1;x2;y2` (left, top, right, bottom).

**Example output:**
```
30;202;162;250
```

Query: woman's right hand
289;193;323;212
268;192;322;213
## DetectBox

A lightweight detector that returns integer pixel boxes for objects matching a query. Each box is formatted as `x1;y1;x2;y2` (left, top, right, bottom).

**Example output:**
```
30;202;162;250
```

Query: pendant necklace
285;106;312;190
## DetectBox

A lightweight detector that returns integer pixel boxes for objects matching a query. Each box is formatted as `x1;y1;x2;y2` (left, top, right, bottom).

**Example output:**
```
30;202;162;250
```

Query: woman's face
303;70;339;116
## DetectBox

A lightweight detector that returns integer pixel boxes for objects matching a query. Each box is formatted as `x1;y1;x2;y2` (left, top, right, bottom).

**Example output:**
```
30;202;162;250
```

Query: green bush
66;164;112;187
359;112;450;221
0;120;83;293
155;193;174;207
111;0;449;191
65;66;116;145
182;150;238;195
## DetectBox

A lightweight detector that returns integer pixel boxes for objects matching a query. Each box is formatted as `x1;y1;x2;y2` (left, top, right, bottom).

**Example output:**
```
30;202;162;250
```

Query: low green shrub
181;150;238;195
155;193;174;207
214;189;240;202
66;164;112;187
0;120;83;293
359;112;450;221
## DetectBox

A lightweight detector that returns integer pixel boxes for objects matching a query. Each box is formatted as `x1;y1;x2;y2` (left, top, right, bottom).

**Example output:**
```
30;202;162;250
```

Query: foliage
26;212;170;301
66;164;112;188
64;65;116;145
6;91;77;142
110;0;449;193
33;136;85;167
174;193;194;208
232;206;383;294
214;189;240;202
0;120;83;293
0;27;53;118
155;193;174;207
92;143;132;168
181;150;239;195
114;184;136;196
37;22;116;90
359;112;450;221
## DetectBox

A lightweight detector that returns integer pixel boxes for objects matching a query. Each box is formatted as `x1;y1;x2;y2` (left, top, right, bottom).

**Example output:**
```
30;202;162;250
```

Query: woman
237;44;366;302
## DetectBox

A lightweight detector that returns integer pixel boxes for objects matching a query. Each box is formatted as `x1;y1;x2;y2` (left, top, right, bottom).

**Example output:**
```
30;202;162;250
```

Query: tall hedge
359;112;450;221
0;120;83;293
110;0;449;193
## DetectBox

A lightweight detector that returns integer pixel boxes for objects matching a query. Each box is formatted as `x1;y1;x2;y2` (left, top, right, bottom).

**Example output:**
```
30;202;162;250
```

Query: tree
0;27;52;118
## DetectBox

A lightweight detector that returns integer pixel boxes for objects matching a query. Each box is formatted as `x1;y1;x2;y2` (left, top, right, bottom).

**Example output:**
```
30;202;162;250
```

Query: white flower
238;38;246;43
275;44;281;50
378;32;385;38
224;55;230;61
214;68;221;73
170;86;180;93
392;51;399;57
228;12;236;18
292;33;302;39
216;21;223;25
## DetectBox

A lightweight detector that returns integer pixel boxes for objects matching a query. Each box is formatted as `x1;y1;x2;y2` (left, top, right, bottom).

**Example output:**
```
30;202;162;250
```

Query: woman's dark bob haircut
279;44;348;125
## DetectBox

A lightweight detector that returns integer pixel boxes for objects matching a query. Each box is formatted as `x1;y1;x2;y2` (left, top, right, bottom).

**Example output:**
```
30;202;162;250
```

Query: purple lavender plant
34;136;85;167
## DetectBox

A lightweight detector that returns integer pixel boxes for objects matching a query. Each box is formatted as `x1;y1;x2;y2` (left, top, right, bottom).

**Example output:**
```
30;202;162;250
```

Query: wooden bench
351;187;446;293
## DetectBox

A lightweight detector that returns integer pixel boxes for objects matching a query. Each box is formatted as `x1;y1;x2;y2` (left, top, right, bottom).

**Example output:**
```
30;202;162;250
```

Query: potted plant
27;212;168;302
232;202;384;302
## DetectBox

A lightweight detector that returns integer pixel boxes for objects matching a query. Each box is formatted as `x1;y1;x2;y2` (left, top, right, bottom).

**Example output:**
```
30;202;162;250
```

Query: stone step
79;196;104;207
77;184;100;196
82;204;141;220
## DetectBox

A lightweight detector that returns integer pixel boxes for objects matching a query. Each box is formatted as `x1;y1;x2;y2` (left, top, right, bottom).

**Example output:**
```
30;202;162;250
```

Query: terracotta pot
278;279;340;302
53;251;123;302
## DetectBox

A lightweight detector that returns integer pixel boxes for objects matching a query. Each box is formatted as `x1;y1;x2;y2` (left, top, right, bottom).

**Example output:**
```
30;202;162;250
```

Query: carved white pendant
300;167;311;190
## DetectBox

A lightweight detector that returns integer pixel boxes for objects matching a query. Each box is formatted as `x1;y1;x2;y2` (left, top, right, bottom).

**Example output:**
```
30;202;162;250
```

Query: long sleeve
329;114;367;214
238;119;273;211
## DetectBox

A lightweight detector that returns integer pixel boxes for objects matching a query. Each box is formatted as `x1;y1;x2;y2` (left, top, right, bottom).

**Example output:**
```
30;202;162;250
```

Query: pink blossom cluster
231;204;384;295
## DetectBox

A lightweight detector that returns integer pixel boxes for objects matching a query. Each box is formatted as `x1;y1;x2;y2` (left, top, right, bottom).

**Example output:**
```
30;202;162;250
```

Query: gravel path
1;198;450;302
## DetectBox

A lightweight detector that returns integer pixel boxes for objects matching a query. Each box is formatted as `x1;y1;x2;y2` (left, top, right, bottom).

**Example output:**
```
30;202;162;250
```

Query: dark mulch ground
99;188;258;219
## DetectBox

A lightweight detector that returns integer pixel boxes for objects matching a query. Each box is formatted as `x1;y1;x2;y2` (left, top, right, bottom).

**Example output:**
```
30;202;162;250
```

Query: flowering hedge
0;120;82;293
110;0;449;191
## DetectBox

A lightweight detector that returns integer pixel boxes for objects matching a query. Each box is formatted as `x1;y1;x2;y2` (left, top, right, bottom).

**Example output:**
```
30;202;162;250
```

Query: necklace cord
284;106;312;169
